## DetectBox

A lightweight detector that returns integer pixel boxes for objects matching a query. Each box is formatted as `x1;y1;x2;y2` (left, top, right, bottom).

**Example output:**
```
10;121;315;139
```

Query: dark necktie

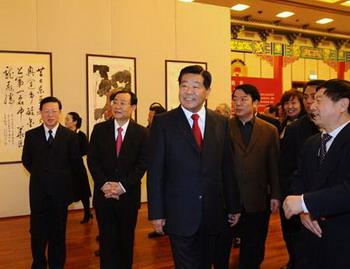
319;133;332;164
47;129;54;146
191;114;203;149
115;127;123;156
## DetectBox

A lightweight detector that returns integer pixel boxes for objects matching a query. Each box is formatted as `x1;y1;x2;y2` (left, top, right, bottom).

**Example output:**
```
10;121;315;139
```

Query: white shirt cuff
301;194;309;213
119;182;126;193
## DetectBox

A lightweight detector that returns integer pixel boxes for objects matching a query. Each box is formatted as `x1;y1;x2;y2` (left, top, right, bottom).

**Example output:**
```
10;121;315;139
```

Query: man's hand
101;181;125;199
283;195;303;219
300;213;322;238
228;213;241;227
151;219;166;234
270;199;280;213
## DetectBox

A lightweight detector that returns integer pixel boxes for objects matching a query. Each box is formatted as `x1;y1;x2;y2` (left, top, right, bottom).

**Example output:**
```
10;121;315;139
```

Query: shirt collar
326;120;350;139
236;116;255;127
114;119;130;131
181;105;206;121
44;123;59;135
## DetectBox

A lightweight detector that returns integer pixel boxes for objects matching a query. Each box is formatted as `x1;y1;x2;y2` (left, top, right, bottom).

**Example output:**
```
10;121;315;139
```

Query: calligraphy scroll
0;51;52;164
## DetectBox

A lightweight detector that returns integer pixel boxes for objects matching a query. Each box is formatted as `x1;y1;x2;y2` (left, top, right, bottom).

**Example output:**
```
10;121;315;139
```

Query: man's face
111;92;135;122
232;89;257;121
179;73;210;113
311;88;344;130
303;85;317;114
40;102;61;129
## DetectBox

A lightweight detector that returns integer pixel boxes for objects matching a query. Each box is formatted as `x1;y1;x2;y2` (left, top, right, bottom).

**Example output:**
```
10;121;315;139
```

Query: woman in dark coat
65;112;92;223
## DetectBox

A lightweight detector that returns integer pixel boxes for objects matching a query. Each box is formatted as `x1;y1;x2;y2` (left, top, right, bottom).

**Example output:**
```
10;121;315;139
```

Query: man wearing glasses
88;90;148;269
22;96;82;269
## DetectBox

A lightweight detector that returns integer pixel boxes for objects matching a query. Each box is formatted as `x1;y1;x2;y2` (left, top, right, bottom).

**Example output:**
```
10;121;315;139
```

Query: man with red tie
147;65;241;269
88;90;148;269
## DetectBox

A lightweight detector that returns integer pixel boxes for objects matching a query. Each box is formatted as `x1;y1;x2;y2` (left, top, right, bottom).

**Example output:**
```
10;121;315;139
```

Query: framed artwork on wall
165;60;207;110
86;54;137;137
0;50;52;164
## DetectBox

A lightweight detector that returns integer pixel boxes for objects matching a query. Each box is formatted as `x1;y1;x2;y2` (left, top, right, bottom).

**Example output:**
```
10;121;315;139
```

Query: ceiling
195;0;350;36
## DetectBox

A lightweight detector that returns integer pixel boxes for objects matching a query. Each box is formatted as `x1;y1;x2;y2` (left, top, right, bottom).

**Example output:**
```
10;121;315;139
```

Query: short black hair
303;80;326;93
68;112;82;129
40;96;62;110
149;102;166;115
178;65;212;90
317;79;350;113
233;84;261;102
110;90;138;105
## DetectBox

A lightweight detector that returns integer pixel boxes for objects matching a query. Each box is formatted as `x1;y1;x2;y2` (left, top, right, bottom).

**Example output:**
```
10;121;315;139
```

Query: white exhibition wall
0;0;232;217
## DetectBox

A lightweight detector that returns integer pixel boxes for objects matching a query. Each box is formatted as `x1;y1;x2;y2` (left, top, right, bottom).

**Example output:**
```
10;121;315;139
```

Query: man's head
110;90;137;124
232;84;260;122
40;96;62;129
148;102;166;126
178;65;211;113
303;80;325;115
311;79;350;132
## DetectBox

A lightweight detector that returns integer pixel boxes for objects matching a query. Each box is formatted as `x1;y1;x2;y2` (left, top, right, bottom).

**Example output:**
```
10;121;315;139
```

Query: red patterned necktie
191;114;203;149
115;127;123;156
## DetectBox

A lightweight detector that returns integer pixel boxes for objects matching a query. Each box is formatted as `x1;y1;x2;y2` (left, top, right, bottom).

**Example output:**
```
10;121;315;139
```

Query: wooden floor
0;203;288;268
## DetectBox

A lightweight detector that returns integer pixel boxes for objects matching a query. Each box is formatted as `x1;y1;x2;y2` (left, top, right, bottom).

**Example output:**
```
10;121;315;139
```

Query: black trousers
212;219;236;269
169;225;218;269
238;211;270;269
279;208;302;267
30;196;68;269
95;202;138;269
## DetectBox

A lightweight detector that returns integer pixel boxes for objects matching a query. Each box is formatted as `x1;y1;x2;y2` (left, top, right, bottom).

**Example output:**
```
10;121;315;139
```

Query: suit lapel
318;123;350;184
51;124;64;148
120;120;136;157
230;117;247;152
106;120;118;157
202;110;215;153
246;118;260;154
174;107;199;152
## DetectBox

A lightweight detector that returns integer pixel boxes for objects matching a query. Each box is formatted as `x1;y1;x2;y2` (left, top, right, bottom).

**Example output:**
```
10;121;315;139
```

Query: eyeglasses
111;99;131;107
42;110;60;115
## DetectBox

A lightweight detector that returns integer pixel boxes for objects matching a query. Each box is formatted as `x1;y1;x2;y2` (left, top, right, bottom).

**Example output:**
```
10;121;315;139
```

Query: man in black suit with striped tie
22;96;82;269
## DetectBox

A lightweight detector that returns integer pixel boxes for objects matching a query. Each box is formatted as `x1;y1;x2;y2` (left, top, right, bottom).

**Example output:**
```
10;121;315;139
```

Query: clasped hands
101;181;125;199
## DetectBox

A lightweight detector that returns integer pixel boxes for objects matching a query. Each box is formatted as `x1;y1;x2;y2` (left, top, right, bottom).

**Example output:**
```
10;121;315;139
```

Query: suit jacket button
199;195;202;199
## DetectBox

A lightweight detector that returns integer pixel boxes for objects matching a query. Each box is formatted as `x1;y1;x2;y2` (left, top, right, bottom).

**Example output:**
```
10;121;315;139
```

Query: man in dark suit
88;90;148;269
226;84;280;269
284;79;350;269
279;80;324;269
22;96;82;269
256;112;280;130
147;65;240;269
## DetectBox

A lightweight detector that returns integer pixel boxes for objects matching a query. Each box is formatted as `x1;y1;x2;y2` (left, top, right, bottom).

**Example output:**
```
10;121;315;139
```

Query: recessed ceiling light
341;0;350;6
178;0;194;2
231;4;250;11
316;18;334;24
276;11;295;18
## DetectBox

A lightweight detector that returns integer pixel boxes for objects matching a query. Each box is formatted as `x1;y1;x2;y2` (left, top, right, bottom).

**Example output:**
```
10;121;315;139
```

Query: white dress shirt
181;105;206;138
